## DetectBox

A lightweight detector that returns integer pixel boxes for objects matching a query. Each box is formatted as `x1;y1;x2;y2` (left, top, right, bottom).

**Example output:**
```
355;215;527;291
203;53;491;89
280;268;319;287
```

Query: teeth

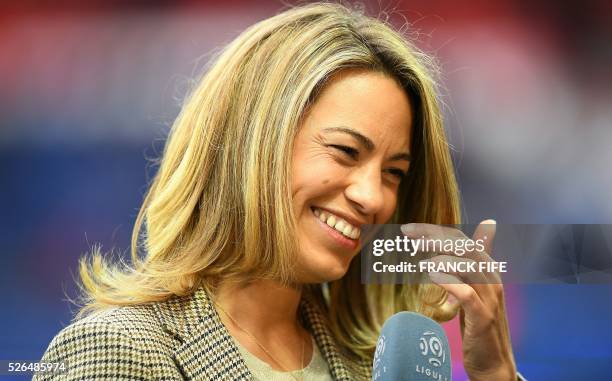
335;221;346;232
326;215;337;228
313;207;360;240
342;224;352;236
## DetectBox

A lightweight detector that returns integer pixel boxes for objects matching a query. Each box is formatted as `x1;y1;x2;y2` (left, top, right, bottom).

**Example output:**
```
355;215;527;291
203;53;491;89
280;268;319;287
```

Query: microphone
372;312;452;381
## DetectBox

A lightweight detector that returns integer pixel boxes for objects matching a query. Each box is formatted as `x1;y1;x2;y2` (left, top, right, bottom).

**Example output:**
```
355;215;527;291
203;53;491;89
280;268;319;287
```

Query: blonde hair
77;2;461;362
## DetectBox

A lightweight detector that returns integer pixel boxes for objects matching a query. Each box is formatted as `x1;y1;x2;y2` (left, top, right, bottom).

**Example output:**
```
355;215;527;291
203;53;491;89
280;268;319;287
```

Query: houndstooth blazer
34;287;371;380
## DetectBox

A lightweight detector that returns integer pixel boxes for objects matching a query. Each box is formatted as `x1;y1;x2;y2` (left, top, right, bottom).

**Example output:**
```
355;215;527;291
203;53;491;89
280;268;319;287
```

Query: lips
311;207;361;240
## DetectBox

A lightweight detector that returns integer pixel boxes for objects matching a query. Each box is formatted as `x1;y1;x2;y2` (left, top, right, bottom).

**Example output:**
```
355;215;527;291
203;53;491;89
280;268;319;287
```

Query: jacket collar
152;287;354;380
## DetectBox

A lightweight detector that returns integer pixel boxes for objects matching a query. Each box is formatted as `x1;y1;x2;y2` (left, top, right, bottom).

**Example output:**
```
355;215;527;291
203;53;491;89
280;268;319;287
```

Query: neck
213;279;314;372
214;279;304;337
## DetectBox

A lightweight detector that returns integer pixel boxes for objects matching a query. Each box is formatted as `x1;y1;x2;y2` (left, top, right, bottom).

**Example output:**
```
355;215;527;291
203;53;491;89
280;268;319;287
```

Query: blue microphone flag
372;311;452;381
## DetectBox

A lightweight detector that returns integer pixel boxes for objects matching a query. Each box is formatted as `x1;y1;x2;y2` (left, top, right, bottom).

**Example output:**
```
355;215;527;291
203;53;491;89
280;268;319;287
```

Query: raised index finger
400;222;493;263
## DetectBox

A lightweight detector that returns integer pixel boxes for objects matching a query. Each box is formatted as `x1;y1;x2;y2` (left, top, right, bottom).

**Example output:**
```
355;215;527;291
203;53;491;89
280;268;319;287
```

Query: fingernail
401;224;414;234
428;272;445;283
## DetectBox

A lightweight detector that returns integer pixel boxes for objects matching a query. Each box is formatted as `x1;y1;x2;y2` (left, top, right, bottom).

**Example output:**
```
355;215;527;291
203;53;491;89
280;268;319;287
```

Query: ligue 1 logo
419;330;446;367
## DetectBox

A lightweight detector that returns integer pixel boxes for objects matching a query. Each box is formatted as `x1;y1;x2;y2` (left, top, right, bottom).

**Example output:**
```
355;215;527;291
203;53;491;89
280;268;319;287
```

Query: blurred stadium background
1;1;611;379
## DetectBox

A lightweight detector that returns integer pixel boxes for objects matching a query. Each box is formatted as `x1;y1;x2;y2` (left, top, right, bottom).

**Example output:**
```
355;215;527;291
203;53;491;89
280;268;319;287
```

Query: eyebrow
322;126;411;161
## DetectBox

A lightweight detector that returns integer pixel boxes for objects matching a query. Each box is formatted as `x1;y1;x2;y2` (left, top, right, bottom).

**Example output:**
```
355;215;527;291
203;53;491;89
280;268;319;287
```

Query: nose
344;166;385;217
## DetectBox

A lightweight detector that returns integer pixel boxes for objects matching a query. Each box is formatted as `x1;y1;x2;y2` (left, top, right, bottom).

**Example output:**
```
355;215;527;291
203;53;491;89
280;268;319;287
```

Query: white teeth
326;215;337;227
342;224;352;236
313;207;360;240
335;220;346;231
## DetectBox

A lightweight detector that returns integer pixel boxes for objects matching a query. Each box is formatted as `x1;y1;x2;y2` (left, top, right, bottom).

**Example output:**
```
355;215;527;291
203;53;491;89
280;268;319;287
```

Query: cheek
291;167;329;216
292;154;344;198
292;176;335;212
377;190;400;223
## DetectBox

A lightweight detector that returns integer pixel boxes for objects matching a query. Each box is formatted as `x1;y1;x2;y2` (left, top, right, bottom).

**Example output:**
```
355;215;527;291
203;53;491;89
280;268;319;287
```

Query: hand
401;220;517;381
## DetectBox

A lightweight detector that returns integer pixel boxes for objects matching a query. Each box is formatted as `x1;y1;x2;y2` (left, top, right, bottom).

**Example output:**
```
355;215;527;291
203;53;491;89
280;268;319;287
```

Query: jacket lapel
299;295;354;380
153;287;358;380
154;288;253;380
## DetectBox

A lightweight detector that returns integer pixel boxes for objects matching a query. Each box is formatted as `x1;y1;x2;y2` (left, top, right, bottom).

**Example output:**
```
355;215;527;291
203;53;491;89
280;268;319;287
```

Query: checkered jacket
34;287;372;380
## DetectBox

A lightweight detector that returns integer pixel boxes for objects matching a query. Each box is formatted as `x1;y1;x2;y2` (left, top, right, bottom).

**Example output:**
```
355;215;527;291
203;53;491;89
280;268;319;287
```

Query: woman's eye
386;168;408;180
329;144;359;159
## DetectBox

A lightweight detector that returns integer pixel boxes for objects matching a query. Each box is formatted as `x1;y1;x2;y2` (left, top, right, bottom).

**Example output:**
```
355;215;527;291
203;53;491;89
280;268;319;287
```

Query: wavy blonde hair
77;2;461;362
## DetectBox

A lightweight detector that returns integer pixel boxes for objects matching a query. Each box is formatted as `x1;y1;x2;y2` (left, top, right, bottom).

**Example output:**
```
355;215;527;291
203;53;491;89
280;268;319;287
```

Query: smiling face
291;68;413;283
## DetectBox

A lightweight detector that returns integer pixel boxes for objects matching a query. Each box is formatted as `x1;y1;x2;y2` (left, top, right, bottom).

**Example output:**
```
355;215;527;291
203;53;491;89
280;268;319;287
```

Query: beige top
234;336;334;381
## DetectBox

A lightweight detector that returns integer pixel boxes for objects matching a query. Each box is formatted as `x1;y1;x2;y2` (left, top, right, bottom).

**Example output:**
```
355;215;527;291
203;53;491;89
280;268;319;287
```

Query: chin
299;255;353;283
319;266;349;282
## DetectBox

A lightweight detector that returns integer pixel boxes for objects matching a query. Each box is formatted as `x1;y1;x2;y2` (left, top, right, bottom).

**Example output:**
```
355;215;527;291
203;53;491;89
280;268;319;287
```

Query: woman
36;3;521;380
